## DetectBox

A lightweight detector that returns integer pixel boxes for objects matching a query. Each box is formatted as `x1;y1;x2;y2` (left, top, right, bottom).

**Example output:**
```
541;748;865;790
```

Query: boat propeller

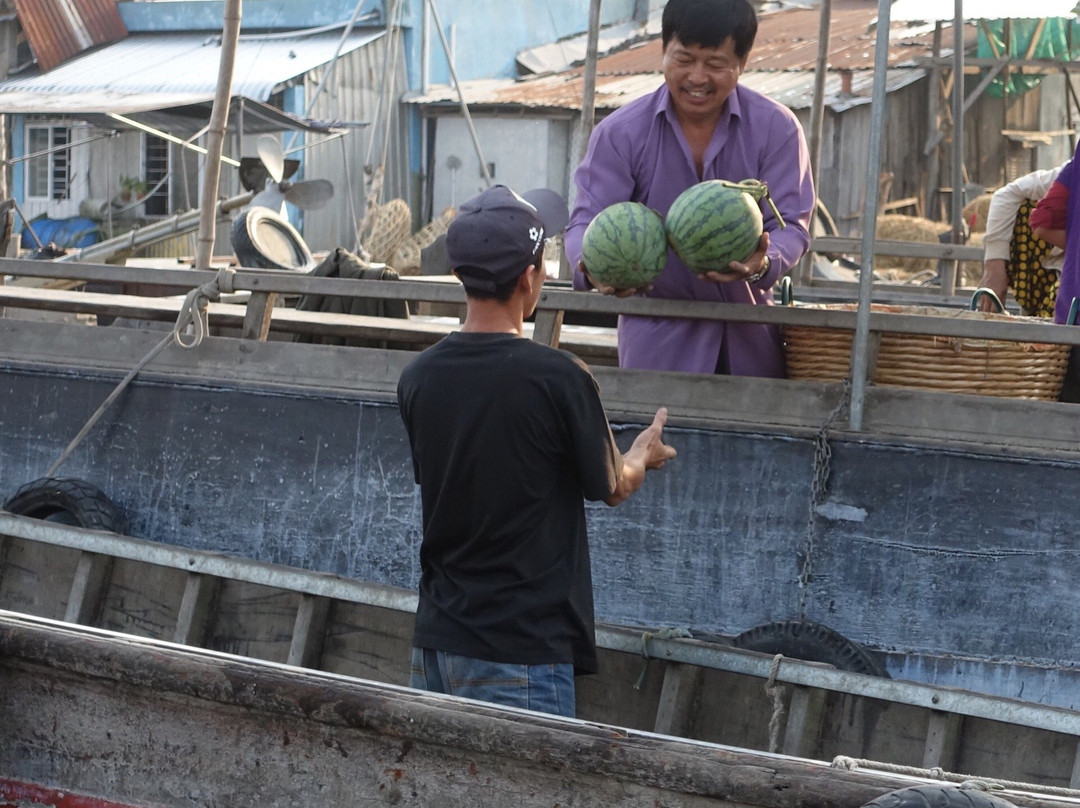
231;135;332;271
237;135;335;213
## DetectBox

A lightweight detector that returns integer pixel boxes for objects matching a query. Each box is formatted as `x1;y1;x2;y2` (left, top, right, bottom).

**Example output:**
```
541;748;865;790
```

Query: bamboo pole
195;0;243;271
578;0;603;164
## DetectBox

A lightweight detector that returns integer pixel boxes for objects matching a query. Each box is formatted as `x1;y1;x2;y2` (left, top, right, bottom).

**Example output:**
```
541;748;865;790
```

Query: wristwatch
746;254;771;284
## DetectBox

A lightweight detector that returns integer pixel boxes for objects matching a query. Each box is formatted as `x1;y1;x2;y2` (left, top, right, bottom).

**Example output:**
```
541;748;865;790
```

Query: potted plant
118;175;148;203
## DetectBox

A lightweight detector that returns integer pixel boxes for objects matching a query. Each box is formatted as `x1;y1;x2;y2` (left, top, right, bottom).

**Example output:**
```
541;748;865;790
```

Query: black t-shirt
397;332;622;674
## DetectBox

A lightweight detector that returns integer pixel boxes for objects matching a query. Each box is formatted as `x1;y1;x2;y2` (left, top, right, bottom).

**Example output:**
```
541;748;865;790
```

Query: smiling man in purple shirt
565;0;815;377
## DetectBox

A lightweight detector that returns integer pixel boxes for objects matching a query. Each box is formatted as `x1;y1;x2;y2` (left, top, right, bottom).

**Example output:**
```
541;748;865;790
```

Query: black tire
231;207;314;271
3;477;124;532
731;619;889;677
862;786;1017;808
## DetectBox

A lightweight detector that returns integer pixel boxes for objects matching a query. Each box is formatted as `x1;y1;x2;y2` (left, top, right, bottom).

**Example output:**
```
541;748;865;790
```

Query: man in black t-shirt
397;185;676;718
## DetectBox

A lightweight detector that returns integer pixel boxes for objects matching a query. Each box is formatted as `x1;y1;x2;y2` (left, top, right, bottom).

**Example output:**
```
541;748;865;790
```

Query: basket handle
779;275;794;306
970;287;1004;313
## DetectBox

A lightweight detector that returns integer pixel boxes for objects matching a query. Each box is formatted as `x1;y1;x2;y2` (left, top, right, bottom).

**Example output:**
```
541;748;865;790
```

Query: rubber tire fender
230;207;314;271
3;477;124;532
731;619;889;677
862;786;1017;808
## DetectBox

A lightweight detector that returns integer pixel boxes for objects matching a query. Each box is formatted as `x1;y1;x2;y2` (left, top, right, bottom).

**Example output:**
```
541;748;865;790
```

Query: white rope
765;653;787;753
45;268;236;477
830;756;1080;798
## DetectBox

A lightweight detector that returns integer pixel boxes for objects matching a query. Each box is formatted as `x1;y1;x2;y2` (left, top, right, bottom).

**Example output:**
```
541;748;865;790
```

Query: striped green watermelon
666;180;770;274
581;202;668;289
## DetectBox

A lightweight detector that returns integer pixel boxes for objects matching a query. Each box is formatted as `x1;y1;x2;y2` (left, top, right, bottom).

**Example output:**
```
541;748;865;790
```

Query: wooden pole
942;0;964;297
195;0;243;271
577;0;603;164
924;23;943;220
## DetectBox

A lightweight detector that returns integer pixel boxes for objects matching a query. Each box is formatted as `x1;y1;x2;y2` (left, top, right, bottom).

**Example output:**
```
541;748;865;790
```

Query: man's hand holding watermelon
696;232;770;285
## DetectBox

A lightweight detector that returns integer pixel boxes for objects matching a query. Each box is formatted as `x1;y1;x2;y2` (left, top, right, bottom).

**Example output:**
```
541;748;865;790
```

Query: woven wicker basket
390;205;456;275
360;198;412;263
783;303;1070;401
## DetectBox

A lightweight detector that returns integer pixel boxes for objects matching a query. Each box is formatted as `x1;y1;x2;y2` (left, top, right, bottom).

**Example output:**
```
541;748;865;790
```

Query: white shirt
982;165;1065;269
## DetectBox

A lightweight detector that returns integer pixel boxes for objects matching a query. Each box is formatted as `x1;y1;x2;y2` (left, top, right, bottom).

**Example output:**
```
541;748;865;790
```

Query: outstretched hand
605;407;677;506
629;406;678;470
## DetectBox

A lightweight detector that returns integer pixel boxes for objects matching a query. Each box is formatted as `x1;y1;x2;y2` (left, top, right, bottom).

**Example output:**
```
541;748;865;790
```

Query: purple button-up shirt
565;83;815;376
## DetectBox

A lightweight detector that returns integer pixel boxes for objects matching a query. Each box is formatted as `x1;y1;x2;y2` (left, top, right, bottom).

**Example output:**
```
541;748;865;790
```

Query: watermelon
581;202;668;289
666;179;778;274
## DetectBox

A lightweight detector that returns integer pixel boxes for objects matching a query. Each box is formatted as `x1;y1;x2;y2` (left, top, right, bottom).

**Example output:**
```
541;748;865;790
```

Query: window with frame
26;125;71;200
143;134;170;216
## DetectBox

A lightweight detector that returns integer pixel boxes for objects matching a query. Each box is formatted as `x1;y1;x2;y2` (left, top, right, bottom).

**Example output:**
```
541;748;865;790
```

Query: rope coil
174;267;235;349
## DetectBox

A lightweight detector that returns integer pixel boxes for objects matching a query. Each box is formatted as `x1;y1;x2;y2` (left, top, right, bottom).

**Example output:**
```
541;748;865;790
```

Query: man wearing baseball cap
397;185;676;717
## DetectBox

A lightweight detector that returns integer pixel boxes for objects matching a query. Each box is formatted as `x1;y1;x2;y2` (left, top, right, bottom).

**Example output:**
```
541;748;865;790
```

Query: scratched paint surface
3;368;1080;687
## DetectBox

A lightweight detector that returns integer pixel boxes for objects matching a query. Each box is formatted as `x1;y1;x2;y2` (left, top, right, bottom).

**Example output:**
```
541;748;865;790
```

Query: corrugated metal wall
14;0;127;72
302;30;411;254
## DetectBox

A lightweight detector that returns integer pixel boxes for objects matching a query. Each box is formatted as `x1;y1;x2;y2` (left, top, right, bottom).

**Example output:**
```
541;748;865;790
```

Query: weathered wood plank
653;661;702;737
922;710;963;770
9;264;1080;346
782;685;827;758
287;593;330;669
531;308;564;348
1069;738;1080;790
173;572;218;647
240;290;278;341
63;551;112;625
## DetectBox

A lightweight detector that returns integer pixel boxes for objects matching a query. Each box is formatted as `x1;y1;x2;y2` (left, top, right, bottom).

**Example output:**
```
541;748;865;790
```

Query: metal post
801;0;833;285
848;0;893;431
426;0;492;185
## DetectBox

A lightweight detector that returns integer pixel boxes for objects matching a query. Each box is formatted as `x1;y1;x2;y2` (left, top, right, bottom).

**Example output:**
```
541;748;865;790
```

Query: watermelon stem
721;180;788;230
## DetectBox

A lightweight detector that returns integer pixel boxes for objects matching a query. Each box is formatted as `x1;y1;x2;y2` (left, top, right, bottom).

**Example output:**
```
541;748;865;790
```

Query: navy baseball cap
444;185;569;291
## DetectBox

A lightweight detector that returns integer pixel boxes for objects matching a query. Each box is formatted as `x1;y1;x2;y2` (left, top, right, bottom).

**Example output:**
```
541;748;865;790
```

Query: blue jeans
410;647;576;718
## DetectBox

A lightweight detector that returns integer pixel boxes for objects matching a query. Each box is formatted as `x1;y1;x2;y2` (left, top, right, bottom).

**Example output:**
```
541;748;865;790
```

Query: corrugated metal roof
0;29;384;102
0;91;336;134
13;0;127;72
592;0;953;74
406;67;924;114
891;0;1078;21
517;12;661;75
409;0;955;113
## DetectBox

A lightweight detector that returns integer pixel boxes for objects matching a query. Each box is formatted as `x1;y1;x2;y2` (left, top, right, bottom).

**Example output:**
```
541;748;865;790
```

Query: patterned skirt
1008;197;1058;318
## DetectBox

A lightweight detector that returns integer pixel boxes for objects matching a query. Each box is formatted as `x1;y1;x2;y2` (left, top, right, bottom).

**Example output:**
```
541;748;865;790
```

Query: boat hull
3;317;1080;709
1;611;1072;808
